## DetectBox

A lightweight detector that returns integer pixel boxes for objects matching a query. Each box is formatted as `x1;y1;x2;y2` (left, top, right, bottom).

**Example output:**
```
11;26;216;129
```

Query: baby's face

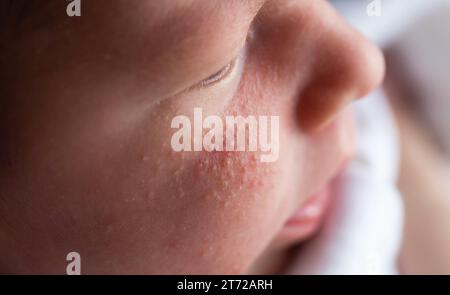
0;0;384;274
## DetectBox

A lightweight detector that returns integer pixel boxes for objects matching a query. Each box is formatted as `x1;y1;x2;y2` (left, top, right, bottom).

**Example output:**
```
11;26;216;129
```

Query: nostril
298;83;356;132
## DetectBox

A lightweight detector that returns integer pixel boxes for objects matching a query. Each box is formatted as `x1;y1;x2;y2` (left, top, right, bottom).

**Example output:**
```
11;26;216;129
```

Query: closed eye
195;58;237;88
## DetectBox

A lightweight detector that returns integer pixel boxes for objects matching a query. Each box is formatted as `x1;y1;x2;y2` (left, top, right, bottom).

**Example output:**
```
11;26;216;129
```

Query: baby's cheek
192;151;273;205
169;150;284;273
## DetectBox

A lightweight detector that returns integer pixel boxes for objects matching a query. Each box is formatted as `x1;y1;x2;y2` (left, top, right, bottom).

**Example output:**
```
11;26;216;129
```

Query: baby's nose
294;3;386;131
297;25;386;131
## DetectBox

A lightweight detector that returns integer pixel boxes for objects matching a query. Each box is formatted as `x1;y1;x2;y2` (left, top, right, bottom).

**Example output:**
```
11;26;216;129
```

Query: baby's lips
271;183;332;249
285;185;331;226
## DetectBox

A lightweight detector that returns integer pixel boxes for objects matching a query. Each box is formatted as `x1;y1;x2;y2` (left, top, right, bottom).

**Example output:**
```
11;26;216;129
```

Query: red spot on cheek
189;149;277;205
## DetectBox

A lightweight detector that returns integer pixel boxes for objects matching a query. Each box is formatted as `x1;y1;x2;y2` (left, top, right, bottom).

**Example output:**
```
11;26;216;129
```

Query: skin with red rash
0;0;384;274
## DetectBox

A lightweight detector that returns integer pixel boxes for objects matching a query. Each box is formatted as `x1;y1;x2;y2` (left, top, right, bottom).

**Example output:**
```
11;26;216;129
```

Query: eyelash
196;58;237;88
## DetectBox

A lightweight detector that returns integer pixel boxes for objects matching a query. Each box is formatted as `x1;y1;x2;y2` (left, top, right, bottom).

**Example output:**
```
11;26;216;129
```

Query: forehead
0;0;266;30
145;0;265;28
154;0;265;16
